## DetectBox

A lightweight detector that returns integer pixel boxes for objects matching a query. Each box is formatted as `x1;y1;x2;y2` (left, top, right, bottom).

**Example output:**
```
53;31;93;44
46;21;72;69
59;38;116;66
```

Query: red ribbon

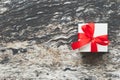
71;23;109;52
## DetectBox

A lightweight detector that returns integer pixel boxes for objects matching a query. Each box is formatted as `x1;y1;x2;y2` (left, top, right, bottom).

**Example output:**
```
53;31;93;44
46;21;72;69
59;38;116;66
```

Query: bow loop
82;23;94;38
95;35;109;45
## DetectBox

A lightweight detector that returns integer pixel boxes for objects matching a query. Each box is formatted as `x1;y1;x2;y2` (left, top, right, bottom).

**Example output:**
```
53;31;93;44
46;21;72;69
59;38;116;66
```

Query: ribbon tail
71;38;91;50
71;41;81;50
91;41;98;52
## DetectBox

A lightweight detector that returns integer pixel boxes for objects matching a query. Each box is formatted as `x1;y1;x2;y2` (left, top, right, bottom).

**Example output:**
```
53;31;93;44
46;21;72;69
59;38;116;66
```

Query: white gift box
78;23;108;52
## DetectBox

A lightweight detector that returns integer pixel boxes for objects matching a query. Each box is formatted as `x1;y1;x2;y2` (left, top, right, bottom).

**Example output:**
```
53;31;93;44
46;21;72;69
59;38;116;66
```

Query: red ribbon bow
71;23;109;52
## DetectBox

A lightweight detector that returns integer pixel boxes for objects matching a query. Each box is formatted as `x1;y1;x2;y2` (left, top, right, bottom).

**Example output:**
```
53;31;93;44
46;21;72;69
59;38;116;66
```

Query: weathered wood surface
0;0;120;80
